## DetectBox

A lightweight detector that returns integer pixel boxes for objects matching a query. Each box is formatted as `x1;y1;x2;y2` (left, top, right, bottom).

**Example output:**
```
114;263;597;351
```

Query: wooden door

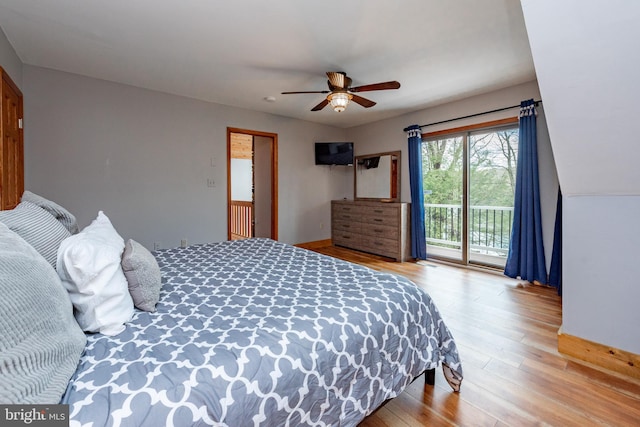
0;68;24;210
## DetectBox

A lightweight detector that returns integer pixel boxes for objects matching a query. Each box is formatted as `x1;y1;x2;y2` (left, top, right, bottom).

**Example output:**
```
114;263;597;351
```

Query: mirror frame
353;150;401;202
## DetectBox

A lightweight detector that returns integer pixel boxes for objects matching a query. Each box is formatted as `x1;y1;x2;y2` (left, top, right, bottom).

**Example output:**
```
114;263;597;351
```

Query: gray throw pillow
0;222;86;403
121;239;162;312
21;190;79;234
0;201;71;267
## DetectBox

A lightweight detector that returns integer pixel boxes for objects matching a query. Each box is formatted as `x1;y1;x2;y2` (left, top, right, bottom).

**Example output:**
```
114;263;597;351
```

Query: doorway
227;127;278;241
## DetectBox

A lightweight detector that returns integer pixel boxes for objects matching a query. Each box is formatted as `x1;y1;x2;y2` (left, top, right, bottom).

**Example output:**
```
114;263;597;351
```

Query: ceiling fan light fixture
327;92;352;112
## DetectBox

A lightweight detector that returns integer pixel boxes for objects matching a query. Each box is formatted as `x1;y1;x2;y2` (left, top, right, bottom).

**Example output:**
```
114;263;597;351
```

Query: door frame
226;127;278;241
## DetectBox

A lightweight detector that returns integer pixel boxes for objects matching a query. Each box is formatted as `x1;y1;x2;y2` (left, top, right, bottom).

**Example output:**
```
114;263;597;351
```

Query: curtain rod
403;100;542;132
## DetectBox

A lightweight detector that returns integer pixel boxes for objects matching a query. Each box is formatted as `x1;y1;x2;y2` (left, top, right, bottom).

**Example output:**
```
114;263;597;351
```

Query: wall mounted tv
314;142;354;166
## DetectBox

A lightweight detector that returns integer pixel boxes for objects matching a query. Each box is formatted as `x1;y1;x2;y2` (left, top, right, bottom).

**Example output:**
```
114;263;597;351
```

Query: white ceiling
0;0;536;129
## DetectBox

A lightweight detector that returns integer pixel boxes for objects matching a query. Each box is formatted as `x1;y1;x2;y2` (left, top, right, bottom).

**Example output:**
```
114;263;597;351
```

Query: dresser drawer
366;205;397;217
360;223;398;240
332;210;361;222
333;231;361;248
332;203;364;215
332;220;362;234
360;235;399;259
361;212;399;226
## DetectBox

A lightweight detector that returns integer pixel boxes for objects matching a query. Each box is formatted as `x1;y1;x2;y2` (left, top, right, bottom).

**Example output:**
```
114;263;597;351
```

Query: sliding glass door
423;122;519;267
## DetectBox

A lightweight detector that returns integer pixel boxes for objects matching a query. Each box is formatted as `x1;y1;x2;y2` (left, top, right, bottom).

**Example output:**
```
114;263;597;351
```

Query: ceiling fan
281;71;401;112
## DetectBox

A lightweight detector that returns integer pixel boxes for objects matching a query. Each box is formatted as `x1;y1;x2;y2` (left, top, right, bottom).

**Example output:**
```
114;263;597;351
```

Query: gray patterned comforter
62;238;462;426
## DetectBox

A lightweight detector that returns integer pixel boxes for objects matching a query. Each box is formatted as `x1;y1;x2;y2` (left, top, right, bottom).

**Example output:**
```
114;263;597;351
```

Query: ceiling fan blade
327;72;347;89
281;90;330;94
351;94;376;108
350;81;401;92
311;99;329;111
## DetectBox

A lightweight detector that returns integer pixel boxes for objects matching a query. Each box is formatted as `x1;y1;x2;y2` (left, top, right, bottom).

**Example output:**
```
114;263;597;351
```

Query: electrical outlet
180;239;188;248
153;242;161;251
207;178;215;188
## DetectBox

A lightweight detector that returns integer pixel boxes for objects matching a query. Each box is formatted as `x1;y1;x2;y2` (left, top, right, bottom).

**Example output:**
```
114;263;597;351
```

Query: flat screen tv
314;142;354;166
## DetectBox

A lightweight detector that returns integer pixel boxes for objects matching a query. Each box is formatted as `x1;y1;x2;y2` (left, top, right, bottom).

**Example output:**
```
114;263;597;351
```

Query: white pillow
57;211;134;336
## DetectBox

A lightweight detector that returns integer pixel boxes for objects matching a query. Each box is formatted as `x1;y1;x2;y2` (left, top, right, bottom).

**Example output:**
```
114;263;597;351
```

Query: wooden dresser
331;200;411;262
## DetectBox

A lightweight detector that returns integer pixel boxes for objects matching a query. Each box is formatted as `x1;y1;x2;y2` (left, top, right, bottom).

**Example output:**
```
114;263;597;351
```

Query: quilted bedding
62;238;462;426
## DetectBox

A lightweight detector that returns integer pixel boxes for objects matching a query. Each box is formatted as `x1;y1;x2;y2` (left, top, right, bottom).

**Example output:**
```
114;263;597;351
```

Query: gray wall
22;65;349;249
563;195;640;353
522;0;640;354
347;80;559;271
0;26;22;88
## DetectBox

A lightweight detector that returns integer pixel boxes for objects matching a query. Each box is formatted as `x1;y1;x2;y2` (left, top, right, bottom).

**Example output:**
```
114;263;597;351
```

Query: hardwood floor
306;245;640;427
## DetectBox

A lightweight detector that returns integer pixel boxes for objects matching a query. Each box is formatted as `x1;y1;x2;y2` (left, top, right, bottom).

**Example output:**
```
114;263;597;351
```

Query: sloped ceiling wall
521;0;640;355
521;0;640;196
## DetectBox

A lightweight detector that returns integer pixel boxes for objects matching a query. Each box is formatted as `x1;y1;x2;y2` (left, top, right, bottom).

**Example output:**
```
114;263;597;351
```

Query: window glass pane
422;136;463;261
469;127;518;266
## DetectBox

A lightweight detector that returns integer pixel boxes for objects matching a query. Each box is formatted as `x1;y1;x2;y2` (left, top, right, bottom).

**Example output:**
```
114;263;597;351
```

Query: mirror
354;150;401;202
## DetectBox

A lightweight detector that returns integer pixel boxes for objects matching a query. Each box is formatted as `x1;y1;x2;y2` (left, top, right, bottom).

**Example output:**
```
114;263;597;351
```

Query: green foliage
421;138;462;205
470;168;515;206
469;129;518;207
422;127;519;253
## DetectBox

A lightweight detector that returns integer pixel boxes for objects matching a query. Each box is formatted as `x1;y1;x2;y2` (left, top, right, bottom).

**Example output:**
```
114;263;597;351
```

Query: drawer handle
373;218;383;222
374;229;384;233
343;224;351;228
374;241;384;246
342;208;351;211
373;209;383;213
342;235;351;239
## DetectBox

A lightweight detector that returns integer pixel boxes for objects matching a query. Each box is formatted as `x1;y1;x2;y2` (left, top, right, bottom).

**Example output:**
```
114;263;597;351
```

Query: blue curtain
549;188;562;295
504;100;547;283
407;125;427;260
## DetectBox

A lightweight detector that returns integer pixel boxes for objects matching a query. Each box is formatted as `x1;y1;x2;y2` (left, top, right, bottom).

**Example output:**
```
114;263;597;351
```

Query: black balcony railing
425;204;513;257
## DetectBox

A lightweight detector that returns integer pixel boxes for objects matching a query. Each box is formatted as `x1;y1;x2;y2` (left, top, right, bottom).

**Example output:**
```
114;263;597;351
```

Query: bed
0;194;462;427
61;238;462;426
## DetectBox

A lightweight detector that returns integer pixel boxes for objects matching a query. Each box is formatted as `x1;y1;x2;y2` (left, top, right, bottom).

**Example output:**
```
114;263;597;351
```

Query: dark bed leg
424;368;436;386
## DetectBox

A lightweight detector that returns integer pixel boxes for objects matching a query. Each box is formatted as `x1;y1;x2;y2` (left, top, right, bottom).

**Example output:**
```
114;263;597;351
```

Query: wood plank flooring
306;245;640;427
